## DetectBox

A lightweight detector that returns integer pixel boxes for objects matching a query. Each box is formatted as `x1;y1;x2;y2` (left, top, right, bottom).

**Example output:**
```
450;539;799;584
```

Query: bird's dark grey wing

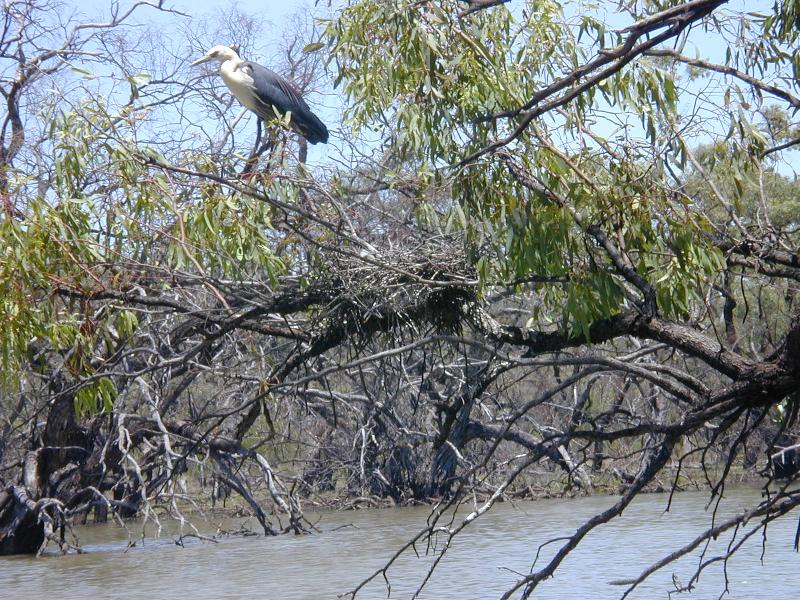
242;61;329;144
243;62;307;114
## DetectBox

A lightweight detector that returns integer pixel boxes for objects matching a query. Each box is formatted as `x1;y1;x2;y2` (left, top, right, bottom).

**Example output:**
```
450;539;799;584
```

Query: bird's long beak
191;55;212;67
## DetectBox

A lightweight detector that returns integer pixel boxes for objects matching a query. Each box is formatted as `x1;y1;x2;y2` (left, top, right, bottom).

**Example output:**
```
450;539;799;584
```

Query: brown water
1;487;797;599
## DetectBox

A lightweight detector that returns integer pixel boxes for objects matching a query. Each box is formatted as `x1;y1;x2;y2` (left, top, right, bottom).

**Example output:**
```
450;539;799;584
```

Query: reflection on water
1;488;796;599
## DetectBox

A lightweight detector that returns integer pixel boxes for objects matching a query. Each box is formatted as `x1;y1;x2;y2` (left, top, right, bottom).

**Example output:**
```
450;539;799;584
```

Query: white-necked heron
192;45;329;145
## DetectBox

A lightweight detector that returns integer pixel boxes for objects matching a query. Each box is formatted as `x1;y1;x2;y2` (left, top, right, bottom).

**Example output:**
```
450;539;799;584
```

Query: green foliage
74;376;117;417
326;0;572;160
0;99;287;404
326;0;738;333
3;0;797;414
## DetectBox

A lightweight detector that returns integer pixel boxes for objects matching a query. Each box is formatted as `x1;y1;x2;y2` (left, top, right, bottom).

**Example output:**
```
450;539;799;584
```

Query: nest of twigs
314;234;477;335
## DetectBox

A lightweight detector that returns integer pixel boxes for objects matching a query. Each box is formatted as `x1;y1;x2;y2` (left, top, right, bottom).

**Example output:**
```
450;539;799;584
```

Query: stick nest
314;234;478;334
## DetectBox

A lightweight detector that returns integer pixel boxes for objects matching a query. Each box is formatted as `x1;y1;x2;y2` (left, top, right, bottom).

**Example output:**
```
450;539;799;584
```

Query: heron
191;45;329;145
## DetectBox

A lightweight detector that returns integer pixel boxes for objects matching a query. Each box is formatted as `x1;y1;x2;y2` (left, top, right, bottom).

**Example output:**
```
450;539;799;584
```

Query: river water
1;487;797;599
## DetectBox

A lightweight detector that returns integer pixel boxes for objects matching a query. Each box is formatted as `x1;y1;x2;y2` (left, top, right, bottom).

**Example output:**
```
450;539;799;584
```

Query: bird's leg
242;119;264;177
298;138;308;166
257;122;276;158
241;121;281;179
251;118;263;157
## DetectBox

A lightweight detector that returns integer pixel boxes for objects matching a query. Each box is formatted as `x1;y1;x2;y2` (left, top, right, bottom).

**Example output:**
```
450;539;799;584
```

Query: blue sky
172;0;314;24
159;0;329;40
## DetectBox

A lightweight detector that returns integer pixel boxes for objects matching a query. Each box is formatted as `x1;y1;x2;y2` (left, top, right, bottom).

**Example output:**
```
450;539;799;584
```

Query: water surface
1;487;797;599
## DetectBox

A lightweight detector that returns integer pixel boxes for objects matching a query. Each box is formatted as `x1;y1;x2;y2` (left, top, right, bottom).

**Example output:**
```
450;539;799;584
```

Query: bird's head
191;45;241;67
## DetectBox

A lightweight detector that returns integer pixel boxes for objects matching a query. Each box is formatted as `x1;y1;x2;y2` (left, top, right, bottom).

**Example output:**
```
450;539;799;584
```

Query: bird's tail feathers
297;110;329;145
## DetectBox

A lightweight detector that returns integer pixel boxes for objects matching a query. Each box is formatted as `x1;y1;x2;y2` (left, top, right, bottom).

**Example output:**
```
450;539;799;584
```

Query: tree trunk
0;486;46;555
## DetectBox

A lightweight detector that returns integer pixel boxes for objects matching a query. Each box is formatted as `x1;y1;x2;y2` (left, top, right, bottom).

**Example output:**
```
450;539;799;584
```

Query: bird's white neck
217;57;257;112
218;56;244;82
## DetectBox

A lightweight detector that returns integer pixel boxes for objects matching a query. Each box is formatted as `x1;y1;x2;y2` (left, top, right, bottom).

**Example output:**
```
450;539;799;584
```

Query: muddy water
1;487;797;599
